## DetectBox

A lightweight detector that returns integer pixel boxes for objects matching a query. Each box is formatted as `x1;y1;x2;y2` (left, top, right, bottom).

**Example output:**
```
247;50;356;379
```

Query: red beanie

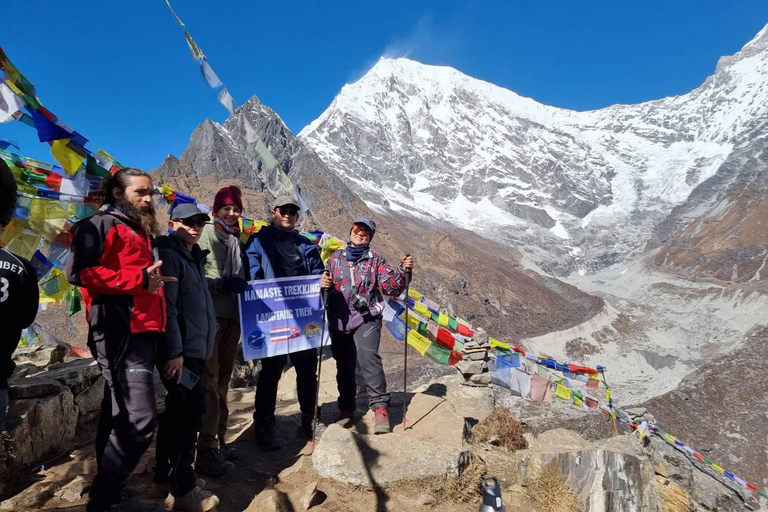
213;186;243;212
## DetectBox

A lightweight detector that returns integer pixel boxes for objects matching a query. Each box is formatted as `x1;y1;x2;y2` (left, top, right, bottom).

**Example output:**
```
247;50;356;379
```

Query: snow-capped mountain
299;25;768;275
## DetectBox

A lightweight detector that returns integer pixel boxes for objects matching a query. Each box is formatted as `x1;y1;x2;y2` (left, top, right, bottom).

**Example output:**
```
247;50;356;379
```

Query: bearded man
67;167;175;512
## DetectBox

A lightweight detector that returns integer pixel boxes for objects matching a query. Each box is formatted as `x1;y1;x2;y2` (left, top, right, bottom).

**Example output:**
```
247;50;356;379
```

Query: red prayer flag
746;484;758;492
457;324;473;337
435;328;455;350
37;105;57;121
448;350;463;366
693;452;704;462
568;364;597;374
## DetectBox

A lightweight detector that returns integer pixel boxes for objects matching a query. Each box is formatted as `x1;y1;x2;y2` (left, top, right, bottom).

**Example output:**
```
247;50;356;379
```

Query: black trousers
331;317;389;413
88;331;159;510
254;348;317;422
154;357;206;497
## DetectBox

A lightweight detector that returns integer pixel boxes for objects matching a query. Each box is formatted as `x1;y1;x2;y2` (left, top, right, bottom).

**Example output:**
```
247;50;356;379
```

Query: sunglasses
352;224;371;237
277;206;299;216
181;217;207;228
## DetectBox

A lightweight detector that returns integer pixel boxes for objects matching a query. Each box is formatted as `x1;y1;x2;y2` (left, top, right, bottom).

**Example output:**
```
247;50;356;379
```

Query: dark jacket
65;205;166;341
154;234;217;362
245;224;324;280
0;248;39;388
325;249;407;333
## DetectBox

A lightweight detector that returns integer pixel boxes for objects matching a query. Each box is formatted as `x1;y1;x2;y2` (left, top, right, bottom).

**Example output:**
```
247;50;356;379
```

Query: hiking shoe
219;440;238;461
161;479;207;510
194;448;234;477
373;407;390;435
254;419;281;451
335;410;354;428
170;486;219;512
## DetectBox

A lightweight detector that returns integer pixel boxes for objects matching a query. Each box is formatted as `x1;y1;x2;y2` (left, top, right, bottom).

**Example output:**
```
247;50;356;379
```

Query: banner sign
239;275;327;360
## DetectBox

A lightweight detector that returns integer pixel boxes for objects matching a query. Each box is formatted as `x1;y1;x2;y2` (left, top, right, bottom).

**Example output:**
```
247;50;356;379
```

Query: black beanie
0;159;18;227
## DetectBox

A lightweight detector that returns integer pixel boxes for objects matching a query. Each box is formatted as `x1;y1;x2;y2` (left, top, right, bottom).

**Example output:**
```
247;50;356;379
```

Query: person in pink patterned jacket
320;217;414;434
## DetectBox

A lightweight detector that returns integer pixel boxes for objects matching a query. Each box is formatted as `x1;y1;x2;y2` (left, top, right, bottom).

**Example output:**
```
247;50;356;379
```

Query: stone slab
7;376;65;399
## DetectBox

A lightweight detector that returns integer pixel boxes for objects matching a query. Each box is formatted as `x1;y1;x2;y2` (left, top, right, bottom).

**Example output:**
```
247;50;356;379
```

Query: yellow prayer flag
489;338;510;350
40;267;70;302
555;383;572;400
51;139;84;175
574;397;583;407
404;313;420;331
161;184;175;197
588;373;599;381
96;149;116;163
438;312;449;327
664;433;677;443
407;331;431;356
4;79;23;95
320;236;344;263
413;302;429;316
408;288;421;301
711;464;725;473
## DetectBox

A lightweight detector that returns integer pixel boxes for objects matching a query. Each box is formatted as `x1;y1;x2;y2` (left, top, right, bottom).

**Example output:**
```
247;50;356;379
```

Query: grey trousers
331;317;389;412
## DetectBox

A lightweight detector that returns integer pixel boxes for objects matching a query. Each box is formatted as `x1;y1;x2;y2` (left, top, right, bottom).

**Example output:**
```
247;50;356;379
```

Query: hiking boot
194;448;233;477
170;486;219;512
219;440;238;461
335;410;354;428
254;419;281;451
373;407;390;435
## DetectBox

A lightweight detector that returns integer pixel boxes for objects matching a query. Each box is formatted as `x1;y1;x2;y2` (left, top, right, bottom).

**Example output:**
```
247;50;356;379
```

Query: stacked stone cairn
456;329;491;386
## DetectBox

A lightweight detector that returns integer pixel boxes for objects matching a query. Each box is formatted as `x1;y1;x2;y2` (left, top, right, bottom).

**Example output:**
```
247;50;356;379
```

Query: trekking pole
311;273;330;452
402;255;412;430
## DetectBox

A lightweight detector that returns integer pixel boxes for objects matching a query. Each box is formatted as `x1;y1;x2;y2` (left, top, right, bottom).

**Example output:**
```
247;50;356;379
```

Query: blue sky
3;1;768;171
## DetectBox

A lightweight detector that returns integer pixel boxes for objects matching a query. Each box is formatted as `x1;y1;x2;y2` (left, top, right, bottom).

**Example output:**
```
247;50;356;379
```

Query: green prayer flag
448;316;459;331
86;155;109;177
431;312;439;323
425;343;450;365
758;490;768;499
417;321;428;336
68;287;82;316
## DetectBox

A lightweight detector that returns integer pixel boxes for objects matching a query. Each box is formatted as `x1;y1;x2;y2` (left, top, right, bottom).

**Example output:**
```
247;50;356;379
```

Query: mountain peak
299;26;768;275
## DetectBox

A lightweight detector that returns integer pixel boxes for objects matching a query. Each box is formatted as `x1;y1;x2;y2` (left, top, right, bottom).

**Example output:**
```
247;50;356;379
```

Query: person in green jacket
195;186;249;477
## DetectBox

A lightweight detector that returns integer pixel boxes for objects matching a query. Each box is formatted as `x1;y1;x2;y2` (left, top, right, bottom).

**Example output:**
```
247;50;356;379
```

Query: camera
350;294;371;316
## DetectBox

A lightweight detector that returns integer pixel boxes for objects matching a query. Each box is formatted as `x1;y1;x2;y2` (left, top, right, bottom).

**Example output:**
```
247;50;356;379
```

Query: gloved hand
219;276;249;294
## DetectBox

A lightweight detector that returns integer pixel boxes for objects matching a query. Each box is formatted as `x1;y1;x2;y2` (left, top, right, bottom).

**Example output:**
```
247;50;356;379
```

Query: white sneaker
170;486;219;512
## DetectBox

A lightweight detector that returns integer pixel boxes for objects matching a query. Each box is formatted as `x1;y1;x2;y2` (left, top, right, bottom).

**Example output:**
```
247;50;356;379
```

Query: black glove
219;277;249;294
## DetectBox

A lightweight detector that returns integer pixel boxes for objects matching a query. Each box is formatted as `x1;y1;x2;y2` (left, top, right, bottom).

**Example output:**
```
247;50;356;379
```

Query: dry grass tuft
472;406;528;451
525;460;582;512
394;452;487;506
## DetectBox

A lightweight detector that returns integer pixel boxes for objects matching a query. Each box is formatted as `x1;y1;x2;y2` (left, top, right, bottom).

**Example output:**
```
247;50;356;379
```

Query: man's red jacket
66;206;166;340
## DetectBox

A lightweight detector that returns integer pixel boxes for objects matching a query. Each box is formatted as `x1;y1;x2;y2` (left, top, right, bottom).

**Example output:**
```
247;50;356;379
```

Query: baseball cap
273;195;300;210
170;203;211;222
353;216;376;236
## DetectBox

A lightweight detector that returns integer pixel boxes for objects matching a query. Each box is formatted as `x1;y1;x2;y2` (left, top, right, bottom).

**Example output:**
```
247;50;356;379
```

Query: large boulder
516;429;658;512
313;423;466;486
516;429;754;512
313;375;493;487
5;388;78;465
